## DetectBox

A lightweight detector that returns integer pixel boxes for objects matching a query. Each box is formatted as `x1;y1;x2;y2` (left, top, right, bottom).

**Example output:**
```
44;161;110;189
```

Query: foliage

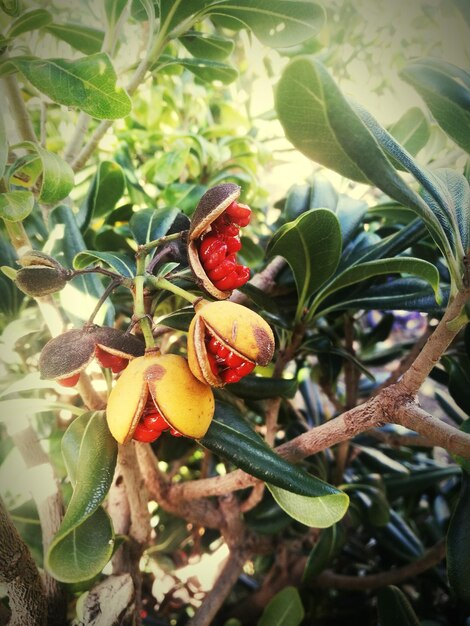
0;1;469;625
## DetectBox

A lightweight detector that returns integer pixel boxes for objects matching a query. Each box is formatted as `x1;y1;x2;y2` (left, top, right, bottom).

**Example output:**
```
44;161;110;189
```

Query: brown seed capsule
15;250;70;297
39;325;145;386
187;300;275;388
188;183;252;299
106;352;215;443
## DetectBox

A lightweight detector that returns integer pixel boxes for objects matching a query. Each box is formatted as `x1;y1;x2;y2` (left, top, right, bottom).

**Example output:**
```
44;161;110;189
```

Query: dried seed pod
187;300;275;387
188;183;252;299
106;352;215;443
15;250;70;297
39;325;145;386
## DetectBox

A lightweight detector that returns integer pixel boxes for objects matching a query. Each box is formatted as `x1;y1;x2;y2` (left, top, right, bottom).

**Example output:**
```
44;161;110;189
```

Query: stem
85;278;121;326
2;70;38;143
2;218;31;254
138;231;185;256
134;254;155;347
63;112;91;163
148;275;200;304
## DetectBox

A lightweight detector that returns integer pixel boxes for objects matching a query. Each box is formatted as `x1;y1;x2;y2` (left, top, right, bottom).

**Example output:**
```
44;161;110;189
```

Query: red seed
95;346;128;373
57;373;80;387
170;428;183;437
225;201;251;226
200;236;227;270
207;336;221;354
221;369;242;384
234;361;255;376
213;271;239;291
232;265;250;288
206;351;220;376
225;351;244;368
216;342;229;359
224;236;242;254
142;411;167;432
132;423;163;443
212;215;239;237
207;257;236;281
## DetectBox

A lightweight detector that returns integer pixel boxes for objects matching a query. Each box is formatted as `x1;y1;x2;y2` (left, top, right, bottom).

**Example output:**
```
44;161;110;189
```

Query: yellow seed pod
106;352;215;444
187;300;275;387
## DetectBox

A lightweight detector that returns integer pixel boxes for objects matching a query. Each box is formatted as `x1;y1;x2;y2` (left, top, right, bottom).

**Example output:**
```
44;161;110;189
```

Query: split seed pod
106;352;215;443
187;300;275;387
39;325;145;386
188;183;251;299
15;250;70;297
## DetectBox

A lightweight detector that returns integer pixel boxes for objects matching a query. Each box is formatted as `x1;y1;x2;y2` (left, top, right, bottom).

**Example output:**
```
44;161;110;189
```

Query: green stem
148;276;200;304
137;231;185;257
134;256;155;348
3;219;31;252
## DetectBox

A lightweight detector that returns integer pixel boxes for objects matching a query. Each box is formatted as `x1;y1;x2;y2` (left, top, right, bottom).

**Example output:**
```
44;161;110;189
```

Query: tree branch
2;71;38;143
0;497;47;626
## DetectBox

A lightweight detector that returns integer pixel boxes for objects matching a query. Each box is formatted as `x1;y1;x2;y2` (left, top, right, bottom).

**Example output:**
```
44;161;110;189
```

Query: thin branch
230;256;286;305
314;539;445;590
0;497;47;626
2;71;38;143
186;547;248;626
63;112;91;163
118;443;151;545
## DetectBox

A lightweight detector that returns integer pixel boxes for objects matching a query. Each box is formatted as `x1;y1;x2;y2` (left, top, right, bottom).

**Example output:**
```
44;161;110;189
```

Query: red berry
95;346;128;373
225;351;244;368
57;373;80;387
207;257;236;281
132;423;163;443
199;236;227;270
224;236;242;254
225;201;251;226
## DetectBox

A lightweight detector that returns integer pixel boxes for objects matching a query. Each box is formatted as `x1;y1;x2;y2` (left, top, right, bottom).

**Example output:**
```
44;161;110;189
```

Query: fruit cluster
198;200;251;292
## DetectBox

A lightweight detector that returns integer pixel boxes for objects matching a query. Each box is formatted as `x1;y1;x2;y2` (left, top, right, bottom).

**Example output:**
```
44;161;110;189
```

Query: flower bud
187;300;275;387
15;250;70;297
106;352;215;443
188;183;252;299
39;325;145;386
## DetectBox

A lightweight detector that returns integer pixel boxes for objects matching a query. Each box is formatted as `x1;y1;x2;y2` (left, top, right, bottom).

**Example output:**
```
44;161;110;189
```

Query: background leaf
7;8;52;37
44;23;105;55
377;586;421;626
257;586;304;626
0;191;34;221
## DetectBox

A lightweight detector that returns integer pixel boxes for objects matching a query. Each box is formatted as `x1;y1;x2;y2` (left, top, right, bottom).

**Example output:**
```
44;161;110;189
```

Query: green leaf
13;53;131;120
0;111;7;178
275;58;456;271
73;250;136;278
79;160;125;226
0;0;20;17
452;420;470;473
105;0;128;30
400;59;470;154
7;8;52;37
44;23;105;55
200;404;349;528
302;524;344;582
179;31;234;61
129;207;180;245
444;356;470;415
388;107;431;159
229;376;298;400
447;470;470;603
12;141;74;204
257;587;304;626
46;412;117;583
377;586;421;626
0;191;34;221
311;257;441;317
209;1;325;49
384;466;461;498
267;209;342;319
158;56;238;84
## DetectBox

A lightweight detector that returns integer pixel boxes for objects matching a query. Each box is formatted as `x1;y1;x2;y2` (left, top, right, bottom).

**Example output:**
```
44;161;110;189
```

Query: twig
186;547;248;626
2;71;38;143
118;443;150;545
63;112;91;164
0;497;47;626
230;256;286;305
313;539;445;590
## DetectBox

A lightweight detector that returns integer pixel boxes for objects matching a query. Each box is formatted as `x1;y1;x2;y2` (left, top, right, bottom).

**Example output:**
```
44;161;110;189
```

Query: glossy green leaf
267;209;342;318
208;1;325;49
0;233;23;316
311;257;441;317
129;207;180;245
257;587;304;626
447;470;470;602
388;107;431;159
444;356;470;416
80;160;125;226
229;376;298;400
48;204;115;325
384;466;461;498
377;586;420;626
302;524;344;582
244;493;292;535
104;0;128;30
374;510;424;562
73;250;136;278
275;58;455;271
46;412;117;583
7;8;52;36
283;183;311;221
0;112;7;178
13;141;74;204
44;23;105;55
201;404;349;528
0;191;34;221
400;59;470;154
179;31;234;61
14;53;131;119
157;55;238;84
